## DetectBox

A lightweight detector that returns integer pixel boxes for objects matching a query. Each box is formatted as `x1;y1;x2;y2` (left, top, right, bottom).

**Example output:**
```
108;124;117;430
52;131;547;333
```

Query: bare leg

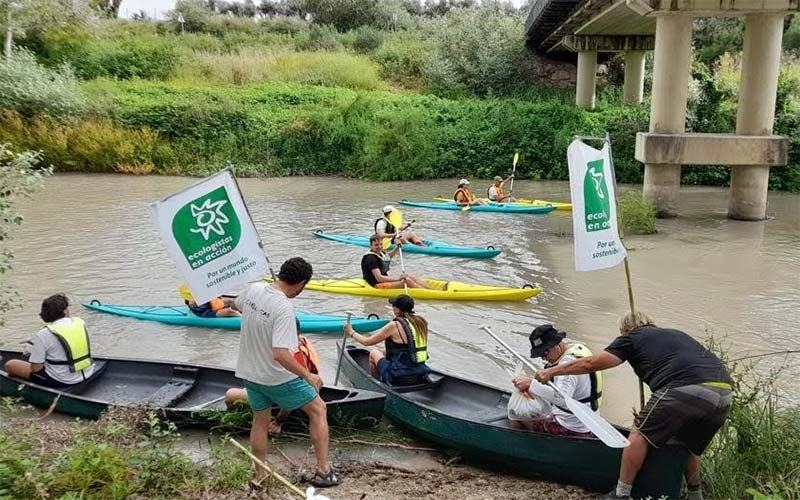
4;359;34;379
685;453;702;486
216;307;241;317
300;396;330;473
369;349;386;379
619;428;650;484
406;275;432;289
250;410;271;479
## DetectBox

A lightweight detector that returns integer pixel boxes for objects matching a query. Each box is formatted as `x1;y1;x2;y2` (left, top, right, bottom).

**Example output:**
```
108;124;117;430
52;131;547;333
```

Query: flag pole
227;160;276;280
603;133;645;410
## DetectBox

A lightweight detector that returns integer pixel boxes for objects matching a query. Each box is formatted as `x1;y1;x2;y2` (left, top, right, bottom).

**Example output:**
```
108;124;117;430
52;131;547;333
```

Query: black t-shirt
361;253;387;286
604;326;733;393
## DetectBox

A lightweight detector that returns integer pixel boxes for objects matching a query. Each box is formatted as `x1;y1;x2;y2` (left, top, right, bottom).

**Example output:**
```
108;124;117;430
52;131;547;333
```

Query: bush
352;26;385;53
618;192;656;235
167;0;212;33
0;49;86;117
305;24;344;51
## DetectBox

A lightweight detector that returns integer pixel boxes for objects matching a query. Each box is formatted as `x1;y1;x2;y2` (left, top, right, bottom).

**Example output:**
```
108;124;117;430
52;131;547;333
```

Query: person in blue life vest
344;294;431;386
511;324;601;436
4;293;97;388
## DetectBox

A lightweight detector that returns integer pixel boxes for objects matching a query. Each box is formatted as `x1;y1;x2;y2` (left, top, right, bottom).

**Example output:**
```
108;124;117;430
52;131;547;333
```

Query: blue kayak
312;230;501;259
398;200;556;214
83;301;388;333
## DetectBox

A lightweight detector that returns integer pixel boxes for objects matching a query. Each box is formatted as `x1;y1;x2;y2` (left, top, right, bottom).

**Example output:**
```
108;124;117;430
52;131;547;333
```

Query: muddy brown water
1;174;798;425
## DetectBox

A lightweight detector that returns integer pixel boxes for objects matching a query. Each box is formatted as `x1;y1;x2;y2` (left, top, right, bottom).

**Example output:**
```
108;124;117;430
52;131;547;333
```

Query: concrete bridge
525;0;798;220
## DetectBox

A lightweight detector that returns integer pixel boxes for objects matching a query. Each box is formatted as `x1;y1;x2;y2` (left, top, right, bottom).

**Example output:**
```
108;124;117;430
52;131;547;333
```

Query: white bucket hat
459;179;470;186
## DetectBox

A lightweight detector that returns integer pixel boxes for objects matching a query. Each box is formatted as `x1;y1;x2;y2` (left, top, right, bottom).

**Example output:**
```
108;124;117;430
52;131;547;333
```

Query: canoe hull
302;279;542;302
434;197;572;211
312;230;502;259
399;200;555;214
82;302;388;333
0;350;385;428
340;346;687;499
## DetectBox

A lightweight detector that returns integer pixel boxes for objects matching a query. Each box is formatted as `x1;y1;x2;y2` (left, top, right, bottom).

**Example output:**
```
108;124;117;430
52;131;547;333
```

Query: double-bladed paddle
481;326;629;449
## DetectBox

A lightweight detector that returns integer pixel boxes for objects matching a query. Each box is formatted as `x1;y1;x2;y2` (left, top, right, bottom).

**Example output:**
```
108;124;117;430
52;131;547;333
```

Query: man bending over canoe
534;312;733;500
511;324;600;436
361;234;431;289
234;257;341;488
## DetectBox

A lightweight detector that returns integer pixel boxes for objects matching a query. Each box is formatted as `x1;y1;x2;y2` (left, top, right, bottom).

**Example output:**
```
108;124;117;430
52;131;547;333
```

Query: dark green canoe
340;346;688;499
0;349;384;429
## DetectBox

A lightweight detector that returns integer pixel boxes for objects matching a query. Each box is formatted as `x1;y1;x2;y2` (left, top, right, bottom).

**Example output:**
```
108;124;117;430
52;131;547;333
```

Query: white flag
567;139;627;272
151;169;268;304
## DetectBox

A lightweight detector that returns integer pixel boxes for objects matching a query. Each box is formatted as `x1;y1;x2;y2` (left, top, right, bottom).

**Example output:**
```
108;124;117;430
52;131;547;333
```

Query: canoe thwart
140;366;198;407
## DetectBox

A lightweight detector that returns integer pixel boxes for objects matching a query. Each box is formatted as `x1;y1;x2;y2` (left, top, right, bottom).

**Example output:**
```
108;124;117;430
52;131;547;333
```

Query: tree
89;0;122;18
0;143;49;326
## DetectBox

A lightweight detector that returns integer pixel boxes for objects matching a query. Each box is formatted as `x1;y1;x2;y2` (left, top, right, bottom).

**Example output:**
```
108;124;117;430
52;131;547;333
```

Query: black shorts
29;369;72;389
634;384;732;456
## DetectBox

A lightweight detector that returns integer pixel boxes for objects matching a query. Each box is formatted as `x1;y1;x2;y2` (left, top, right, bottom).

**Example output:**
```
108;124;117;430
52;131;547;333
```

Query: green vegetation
618;192;656;235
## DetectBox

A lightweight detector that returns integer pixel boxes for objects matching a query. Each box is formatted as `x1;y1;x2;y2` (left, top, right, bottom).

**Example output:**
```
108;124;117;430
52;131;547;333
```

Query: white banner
567;139;627;272
150;169;268;304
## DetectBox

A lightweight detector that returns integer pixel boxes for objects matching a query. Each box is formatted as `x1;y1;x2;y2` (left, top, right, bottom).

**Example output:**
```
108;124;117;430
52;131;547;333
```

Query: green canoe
340;346;687;499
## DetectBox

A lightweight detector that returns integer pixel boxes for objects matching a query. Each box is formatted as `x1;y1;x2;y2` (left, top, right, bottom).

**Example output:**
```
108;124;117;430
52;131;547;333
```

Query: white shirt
235;283;298;386
528;353;594;433
28;317;96;384
488;185;502;201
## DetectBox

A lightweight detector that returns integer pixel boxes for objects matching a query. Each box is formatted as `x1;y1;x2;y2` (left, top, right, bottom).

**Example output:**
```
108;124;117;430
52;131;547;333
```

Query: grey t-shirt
234;283;298;386
28;317;96;384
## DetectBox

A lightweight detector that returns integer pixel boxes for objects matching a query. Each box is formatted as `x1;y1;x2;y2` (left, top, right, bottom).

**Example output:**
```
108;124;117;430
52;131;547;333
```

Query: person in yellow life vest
4;293;97;388
375;205;425;247
179;284;240;318
344;295;431;386
224;318;321;435
453;179;485;206
488;175;514;202
510;324;602;436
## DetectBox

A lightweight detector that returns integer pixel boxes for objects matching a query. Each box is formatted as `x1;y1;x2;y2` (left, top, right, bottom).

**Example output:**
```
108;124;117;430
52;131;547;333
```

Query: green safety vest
394;316;428;364
46;318;92;373
549;343;603;411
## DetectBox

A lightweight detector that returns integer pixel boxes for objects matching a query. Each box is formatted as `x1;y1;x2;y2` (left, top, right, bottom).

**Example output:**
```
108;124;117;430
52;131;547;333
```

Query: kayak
0;349;385;428
399;200;555;214
434;197;572;211
83;301;388;333
312;230;502;260
300;278;542;302
340;346;687;498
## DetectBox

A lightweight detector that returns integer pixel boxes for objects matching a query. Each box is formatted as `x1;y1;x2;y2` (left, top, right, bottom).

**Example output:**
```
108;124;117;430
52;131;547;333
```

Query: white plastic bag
507;363;552;421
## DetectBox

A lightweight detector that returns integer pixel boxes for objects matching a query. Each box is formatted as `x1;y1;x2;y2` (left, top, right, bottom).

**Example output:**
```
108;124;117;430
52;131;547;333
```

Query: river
1;174;798;425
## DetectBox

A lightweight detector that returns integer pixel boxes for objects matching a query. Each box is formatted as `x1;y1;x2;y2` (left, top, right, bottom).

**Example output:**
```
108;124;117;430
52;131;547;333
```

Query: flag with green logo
151;169;268;304
567;139;627;272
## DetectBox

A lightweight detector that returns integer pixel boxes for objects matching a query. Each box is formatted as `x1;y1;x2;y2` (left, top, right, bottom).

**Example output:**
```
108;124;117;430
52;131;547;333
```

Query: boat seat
61;361;108;395
140;366;198;407
392;373;445;394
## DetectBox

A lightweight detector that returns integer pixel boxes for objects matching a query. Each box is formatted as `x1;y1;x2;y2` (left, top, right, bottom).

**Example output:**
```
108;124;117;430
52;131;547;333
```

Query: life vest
488;184;505;201
547;343;603;411
209;297;226;312
364;251;391;275
45;318;92;373
393;316;428;364
294;336;320;374
374;216;396;236
454;187;473;203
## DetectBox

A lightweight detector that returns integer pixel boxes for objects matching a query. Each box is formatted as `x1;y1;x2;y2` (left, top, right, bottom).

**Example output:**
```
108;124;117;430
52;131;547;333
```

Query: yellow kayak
433;197;572;211
300;278;542;302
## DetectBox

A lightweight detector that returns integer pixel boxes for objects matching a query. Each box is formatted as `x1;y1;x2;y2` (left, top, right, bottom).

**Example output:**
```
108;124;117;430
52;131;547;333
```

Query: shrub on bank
0;50;86;118
618;192;656;235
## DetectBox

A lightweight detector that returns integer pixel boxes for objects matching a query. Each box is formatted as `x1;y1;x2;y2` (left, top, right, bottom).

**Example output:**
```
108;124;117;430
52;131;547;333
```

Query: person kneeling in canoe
510;324;600;437
488;175;514;202
5;293;99;388
454;179;485;206
376;205;425;247
180;284;240;318
361;234;431;289
344;295;431;386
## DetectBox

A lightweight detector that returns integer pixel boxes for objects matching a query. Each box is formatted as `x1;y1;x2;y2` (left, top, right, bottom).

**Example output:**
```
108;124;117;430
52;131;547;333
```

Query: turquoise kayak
398;200;556;214
312;230;501;259
83;301;388;333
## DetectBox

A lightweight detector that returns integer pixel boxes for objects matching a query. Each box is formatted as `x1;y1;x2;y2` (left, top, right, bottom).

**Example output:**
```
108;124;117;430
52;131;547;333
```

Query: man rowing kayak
361;234;430;289
488;175;514;202
375;205;425;247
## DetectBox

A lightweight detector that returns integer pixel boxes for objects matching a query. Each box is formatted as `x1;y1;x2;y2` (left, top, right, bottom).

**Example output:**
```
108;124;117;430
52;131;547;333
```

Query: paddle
397;244;410;294
481;326;630;449
509;152;519;196
333;312;353;385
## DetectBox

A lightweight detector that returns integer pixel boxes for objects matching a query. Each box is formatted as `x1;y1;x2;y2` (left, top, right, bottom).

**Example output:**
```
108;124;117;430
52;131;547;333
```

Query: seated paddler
510;324;601;436
344;294;431;386
179;284;240;318
361;234;430;289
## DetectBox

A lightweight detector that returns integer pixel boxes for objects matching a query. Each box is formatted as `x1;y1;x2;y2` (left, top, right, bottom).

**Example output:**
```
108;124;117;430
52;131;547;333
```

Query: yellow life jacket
549;343;603;411
46;318;92;373
393;316;428;363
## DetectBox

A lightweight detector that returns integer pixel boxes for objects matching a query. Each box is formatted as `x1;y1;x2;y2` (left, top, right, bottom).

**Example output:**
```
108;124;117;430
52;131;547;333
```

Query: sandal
309;468;341;488
268;419;282;435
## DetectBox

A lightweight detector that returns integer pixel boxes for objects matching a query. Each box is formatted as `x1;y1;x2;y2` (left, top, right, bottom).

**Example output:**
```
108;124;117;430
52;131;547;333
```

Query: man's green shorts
244;377;318;412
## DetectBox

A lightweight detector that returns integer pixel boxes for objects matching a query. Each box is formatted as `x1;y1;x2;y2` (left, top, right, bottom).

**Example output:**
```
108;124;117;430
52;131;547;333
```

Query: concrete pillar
642;15;693;218
623;50;646;105
576;50;598;110
729;13;785;221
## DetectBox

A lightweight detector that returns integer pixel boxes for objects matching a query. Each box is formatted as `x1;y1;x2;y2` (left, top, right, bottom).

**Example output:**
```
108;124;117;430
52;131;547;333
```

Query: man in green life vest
511;324;602;436
4;293;97;388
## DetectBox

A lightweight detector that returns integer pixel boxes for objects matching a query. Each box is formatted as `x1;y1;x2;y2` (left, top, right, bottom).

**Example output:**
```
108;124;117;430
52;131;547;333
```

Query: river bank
0;401;593;499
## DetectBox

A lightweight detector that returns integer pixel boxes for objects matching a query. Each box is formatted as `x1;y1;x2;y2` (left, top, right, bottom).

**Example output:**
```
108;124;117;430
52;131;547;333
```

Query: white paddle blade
563;396;630;448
